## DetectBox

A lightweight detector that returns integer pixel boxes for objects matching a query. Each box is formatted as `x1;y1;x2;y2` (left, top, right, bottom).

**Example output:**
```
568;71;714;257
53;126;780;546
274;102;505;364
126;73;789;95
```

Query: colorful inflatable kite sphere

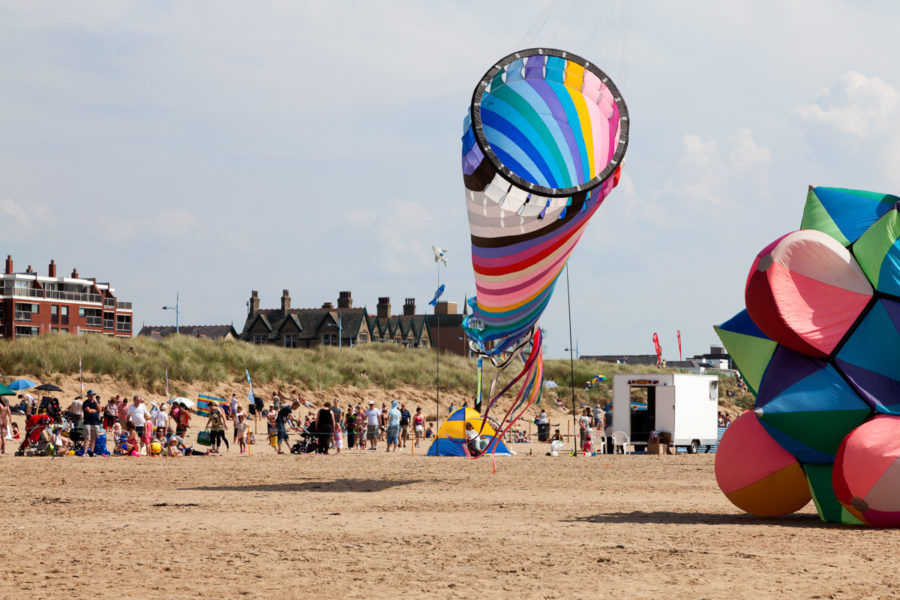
459;48;628;456
715;186;900;526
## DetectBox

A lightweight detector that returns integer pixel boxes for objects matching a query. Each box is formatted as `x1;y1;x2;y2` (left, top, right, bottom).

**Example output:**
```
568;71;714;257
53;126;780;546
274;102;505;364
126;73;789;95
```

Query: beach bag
196;430;212;446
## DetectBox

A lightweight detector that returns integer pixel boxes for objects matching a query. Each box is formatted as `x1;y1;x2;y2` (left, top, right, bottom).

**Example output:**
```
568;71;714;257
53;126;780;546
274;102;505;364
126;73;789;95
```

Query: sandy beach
3;442;899;600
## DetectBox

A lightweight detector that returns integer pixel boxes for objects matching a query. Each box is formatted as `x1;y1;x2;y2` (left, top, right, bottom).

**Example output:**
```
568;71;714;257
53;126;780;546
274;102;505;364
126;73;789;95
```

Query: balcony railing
3;287;43;298
14;311;32;322
116;322;131;332
85;317;102;327
117;301;132;310
104;298;116;307
104;319;114;329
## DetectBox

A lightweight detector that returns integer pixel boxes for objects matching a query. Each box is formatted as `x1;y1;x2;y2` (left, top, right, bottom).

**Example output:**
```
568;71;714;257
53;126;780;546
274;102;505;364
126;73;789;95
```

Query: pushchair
290;427;316;454
15;414;54;456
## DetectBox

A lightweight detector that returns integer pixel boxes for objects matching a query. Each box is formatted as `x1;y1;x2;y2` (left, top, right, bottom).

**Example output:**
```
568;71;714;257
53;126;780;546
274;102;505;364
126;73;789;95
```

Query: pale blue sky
2;1;900;358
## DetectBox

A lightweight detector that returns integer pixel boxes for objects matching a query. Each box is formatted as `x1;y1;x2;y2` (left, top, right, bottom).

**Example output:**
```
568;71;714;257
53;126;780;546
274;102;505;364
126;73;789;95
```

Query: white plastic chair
611;430;631;454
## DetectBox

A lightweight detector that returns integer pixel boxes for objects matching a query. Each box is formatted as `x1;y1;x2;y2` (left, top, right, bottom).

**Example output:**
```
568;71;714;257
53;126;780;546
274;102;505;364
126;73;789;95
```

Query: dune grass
0;334;742;405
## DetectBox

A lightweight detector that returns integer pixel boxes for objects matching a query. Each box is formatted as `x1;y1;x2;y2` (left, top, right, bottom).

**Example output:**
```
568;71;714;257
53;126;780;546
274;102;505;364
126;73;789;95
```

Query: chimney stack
281;289;291;316
4;255;11;274
434;301;458;316
377;297;391;319
249;290;259;316
322;301;334;309
48;259;56;278
338;290;353;309
71;267;79;279
403;297;416;316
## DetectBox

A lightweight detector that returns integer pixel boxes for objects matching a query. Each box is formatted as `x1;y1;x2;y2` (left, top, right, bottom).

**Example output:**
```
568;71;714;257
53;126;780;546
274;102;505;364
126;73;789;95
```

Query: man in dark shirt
399;403;411;448
275;400;299;454
81;391;102;456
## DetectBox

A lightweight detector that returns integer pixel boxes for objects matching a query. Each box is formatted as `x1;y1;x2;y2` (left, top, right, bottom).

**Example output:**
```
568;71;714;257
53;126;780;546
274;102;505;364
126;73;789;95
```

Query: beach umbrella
35;383;63;392
755;345;871;464
8;379;36;391
0;384;14;396
170;396;194;409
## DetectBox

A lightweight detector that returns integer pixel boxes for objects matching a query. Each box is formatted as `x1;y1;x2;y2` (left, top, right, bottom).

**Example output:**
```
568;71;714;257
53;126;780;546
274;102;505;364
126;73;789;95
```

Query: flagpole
435;259;440;457
565;264;578;456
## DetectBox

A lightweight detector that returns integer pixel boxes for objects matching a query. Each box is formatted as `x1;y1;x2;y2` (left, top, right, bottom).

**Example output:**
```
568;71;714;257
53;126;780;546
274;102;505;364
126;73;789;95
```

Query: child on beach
236;414;249;453
333;425;343;454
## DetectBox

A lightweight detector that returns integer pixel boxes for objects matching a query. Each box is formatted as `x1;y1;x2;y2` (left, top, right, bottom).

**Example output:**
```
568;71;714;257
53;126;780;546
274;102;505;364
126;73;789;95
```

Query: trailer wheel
688;440;699;454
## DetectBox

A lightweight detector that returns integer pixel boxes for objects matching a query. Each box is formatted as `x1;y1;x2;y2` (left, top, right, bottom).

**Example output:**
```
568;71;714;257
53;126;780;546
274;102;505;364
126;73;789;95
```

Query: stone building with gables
239;290;441;350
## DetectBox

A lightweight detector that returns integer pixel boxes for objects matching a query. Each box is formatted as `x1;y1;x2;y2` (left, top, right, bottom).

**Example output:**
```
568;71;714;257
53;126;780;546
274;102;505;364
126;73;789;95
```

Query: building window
61;305;69;325
322;333;337;346
116;314;131;332
15;326;39;337
253;334;267;345
420;339;428;349
358;333;368;344
284;334;298;348
14;303;37;321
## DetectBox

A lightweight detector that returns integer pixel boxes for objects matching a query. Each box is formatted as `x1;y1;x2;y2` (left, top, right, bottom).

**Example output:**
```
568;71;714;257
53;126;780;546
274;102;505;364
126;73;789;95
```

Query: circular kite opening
469;47;629;198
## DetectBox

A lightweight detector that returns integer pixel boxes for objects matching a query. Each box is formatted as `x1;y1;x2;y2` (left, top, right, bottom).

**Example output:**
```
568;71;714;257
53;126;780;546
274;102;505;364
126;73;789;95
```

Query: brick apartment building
0;255;133;339
239;290;468;355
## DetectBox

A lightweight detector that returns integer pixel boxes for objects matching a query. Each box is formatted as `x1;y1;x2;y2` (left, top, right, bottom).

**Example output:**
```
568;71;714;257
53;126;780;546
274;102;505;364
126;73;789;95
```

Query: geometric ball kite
715;185;900;526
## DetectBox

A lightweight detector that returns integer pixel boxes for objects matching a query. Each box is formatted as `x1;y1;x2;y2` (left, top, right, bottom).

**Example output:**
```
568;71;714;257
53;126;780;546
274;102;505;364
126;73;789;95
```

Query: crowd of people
1;390;453;457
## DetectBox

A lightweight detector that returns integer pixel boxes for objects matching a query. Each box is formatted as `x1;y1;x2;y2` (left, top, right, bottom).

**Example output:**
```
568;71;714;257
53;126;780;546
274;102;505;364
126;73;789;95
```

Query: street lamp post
327;315;343;348
162;293;180;334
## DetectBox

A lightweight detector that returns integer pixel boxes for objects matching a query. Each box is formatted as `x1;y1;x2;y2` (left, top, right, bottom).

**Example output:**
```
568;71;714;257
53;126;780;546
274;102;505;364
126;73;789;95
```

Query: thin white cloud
0;198;52;239
101;208;198;244
794;71;898;137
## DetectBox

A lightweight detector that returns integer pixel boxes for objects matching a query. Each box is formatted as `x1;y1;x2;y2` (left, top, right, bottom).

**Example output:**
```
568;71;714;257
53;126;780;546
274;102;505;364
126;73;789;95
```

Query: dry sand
3;425;900;600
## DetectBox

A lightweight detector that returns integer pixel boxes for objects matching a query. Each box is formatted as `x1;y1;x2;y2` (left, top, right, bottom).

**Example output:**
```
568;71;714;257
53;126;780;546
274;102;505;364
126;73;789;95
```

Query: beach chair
611;430;631;454
592;431;607;454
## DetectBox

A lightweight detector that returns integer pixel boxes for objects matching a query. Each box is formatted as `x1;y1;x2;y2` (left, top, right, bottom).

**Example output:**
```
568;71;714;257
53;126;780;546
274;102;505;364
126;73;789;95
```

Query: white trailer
609;373;719;453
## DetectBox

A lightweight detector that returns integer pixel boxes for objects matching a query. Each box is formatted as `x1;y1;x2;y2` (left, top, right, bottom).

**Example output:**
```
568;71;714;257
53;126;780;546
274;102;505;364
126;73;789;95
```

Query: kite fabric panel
800;186;898;247
744;229;872;358
713;309;777;396
462;48;629;354
852;203;900;296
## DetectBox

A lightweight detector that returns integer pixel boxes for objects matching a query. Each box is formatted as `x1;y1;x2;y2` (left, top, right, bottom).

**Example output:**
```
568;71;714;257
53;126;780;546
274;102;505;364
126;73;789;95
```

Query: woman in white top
578;407;593;451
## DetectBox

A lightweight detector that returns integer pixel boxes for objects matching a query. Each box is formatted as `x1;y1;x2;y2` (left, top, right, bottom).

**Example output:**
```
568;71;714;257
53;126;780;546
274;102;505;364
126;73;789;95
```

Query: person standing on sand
399;403;411;448
356;405;367;450
0;398;11;454
127;396;152;456
275;400;299;455
81;391;102;456
314;402;335;455
330;402;343;449
413;407;424;447
366;401;381;451
345;407;357;450
204;401;229;454
385;400;401;452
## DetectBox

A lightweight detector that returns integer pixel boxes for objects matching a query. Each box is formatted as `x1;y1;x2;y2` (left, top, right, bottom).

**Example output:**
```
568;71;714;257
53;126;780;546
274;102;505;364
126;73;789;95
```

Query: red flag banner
652;332;662;367
677;330;682;362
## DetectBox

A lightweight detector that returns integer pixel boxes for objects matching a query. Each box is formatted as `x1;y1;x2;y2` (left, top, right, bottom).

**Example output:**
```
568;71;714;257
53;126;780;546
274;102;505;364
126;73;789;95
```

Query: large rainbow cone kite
715;186;900;526
459;48;628;454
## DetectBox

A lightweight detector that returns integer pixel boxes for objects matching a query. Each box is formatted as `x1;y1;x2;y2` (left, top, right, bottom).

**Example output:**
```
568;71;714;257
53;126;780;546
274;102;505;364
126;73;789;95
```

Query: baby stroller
290;427;316;454
15;414;54;456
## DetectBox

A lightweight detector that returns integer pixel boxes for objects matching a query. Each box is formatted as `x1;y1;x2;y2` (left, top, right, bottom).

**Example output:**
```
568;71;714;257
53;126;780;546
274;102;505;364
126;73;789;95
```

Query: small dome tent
425;407;513;457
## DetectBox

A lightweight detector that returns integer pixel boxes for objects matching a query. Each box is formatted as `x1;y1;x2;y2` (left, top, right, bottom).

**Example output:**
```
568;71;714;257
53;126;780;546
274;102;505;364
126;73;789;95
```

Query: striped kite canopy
461;48;629;354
